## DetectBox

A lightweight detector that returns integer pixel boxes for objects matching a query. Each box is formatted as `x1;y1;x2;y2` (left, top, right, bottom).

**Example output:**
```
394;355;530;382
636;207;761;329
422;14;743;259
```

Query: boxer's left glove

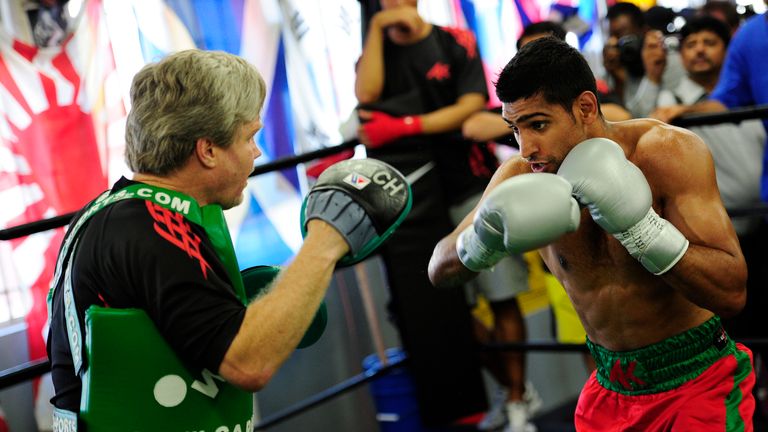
301;158;412;266
558;138;689;275
457;173;581;272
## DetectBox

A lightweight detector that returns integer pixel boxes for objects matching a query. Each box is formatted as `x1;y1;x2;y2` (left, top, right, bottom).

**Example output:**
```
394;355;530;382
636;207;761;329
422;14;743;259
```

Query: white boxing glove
557;138;689;274
457;173;581;272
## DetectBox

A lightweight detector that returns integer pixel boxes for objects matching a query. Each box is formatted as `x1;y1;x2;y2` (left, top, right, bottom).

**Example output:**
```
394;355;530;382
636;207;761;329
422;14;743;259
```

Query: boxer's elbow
427;254;448;288
717;285;747;319
724;262;748;317
712;270;747;319
428;242;473;289
716;297;745;320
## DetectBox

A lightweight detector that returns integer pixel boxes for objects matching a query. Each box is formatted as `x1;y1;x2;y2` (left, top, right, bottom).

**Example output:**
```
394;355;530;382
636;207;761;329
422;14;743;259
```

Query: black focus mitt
300;158;412;266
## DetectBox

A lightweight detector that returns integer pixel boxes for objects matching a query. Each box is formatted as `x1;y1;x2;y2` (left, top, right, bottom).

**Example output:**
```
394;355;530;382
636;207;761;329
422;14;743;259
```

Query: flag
0;1;119;429
0;403;9;432
0;0;110;362
229;0;363;267
457;0;525;107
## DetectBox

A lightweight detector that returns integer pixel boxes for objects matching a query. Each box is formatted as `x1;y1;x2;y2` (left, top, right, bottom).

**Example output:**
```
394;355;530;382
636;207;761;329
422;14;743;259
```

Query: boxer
429;37;755;431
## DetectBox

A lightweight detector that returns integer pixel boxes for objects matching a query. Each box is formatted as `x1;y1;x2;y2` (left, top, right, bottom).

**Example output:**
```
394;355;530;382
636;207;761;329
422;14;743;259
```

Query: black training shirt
47;177;246;412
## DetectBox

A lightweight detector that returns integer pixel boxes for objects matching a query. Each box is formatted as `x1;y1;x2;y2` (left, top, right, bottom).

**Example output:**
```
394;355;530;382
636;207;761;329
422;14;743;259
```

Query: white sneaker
478;386;509;430
504;401;537;432
523;381;543;416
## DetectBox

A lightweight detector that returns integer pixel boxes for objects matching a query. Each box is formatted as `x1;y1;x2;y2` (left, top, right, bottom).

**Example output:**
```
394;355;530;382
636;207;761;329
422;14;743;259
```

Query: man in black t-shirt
352;0;491;426
46;49;403;431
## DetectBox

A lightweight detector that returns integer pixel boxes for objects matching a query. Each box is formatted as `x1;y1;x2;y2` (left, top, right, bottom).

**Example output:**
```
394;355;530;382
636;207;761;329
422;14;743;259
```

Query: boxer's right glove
457;173;581;272
557;138;689;275
301;158;412;266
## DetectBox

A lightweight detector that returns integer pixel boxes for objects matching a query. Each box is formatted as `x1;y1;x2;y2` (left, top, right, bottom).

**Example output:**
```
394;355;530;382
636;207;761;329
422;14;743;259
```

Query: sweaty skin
429;92;746;351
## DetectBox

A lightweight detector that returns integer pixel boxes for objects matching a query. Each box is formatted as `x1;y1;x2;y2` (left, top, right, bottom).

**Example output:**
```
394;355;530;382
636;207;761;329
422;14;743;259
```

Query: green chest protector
48;184;325;432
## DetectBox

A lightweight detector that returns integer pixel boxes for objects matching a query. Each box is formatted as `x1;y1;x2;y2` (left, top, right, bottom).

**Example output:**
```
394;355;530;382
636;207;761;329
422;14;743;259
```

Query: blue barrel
363;348;424;432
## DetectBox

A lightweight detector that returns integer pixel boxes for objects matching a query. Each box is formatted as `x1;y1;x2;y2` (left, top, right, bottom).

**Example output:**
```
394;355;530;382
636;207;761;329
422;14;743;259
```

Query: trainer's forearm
220;232;339;390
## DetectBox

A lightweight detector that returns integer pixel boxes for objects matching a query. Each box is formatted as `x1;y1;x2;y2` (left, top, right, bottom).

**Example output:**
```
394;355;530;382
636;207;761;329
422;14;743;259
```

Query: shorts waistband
587;316;733;395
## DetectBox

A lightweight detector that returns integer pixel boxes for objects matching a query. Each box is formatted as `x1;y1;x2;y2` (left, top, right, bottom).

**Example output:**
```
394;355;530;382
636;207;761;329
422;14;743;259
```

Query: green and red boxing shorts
575;316;755;431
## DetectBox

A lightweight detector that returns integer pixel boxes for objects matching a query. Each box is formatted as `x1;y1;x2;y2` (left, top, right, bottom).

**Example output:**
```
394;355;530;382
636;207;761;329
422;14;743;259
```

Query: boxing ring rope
671;104;768;128
0;137;360;241
0;358;50;390
253;354;408;430
2;103;768;240
1;106;768;428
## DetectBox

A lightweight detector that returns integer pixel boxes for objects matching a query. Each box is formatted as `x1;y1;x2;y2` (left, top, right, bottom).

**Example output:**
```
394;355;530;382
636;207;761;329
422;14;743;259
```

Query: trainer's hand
358;110;422;148
457;173;580;272
305;219;349;260
557;138;689;274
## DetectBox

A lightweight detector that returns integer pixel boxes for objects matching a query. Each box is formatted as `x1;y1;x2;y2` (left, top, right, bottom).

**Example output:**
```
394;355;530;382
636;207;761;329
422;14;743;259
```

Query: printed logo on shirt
343;173;371;190
442;26;478;59
145;201;212;279
426;62;451;81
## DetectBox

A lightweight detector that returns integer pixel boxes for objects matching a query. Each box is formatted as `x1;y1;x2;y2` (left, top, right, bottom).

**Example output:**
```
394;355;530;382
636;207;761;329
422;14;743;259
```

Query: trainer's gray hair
125;49;266;175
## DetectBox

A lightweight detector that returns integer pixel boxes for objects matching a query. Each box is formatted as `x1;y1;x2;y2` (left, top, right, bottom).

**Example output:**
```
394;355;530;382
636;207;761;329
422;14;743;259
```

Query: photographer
602;2;685;118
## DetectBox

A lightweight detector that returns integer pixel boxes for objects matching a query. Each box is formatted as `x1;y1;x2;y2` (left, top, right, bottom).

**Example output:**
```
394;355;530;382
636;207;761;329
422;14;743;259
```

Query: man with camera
602;2;685;118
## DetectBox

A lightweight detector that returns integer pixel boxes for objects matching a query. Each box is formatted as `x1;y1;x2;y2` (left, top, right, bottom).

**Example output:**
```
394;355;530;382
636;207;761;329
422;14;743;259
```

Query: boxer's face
215;117;262;209
502;94;588;174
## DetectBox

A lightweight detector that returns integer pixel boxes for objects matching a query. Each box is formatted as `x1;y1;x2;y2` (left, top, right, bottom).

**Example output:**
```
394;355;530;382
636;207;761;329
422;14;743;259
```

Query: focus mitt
301;158;412;266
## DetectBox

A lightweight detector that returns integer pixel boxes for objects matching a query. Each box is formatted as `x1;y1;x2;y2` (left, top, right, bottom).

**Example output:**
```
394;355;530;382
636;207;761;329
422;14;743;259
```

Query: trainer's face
502;94;587;174
217;117;262;209
680;30;726;77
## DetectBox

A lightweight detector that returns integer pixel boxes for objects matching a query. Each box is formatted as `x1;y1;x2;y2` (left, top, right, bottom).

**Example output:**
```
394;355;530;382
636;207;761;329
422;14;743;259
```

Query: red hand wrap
362;111;422;148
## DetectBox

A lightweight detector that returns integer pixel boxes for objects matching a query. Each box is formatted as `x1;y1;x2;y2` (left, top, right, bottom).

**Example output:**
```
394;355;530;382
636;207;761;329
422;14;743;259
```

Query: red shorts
575;342;755;431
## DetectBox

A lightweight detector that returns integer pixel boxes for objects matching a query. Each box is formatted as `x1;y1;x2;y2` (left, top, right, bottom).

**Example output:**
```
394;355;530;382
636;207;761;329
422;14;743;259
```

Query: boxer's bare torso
498;118;742;350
